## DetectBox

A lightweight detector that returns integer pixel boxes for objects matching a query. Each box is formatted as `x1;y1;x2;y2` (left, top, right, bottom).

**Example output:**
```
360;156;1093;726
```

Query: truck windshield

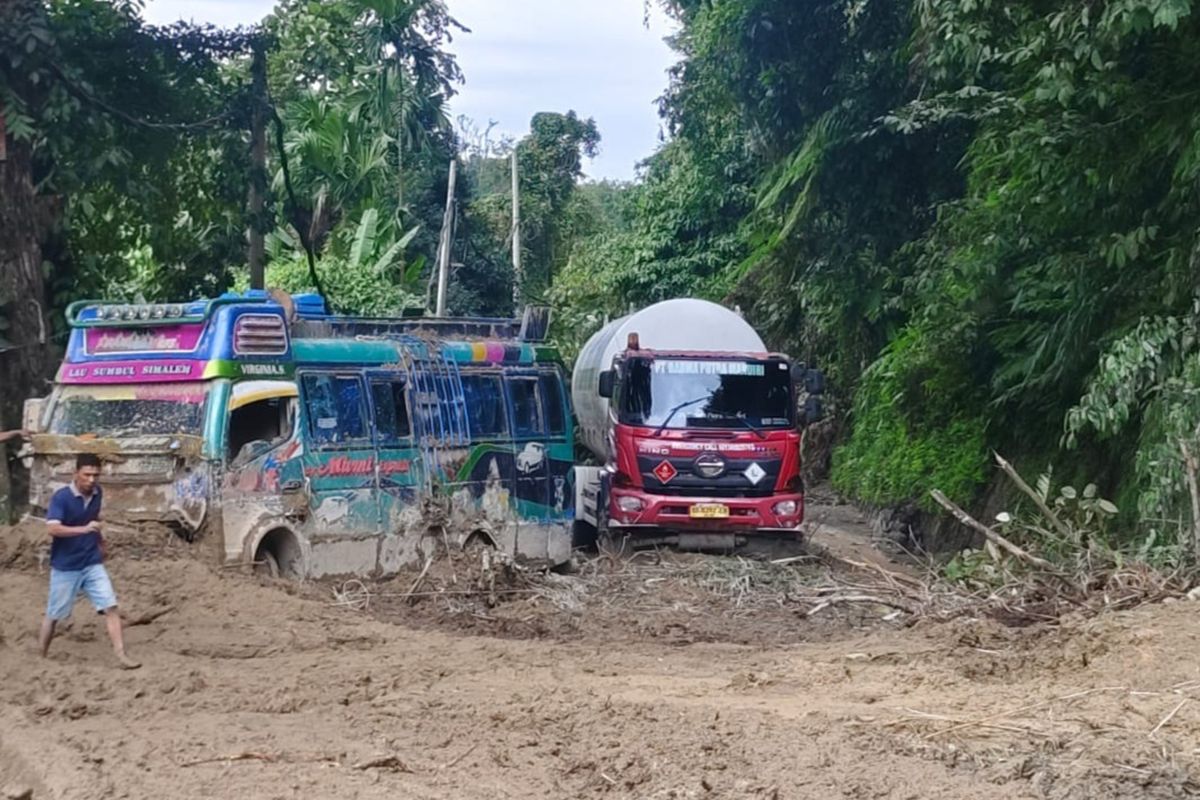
619;357;793;430
49;384;208;437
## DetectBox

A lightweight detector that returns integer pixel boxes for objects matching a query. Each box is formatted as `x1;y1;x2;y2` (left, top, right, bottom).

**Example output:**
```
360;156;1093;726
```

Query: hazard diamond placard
653;459;678;484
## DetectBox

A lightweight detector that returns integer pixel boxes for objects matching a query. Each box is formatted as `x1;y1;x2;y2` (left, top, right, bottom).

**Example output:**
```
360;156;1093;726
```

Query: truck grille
637;455;782;498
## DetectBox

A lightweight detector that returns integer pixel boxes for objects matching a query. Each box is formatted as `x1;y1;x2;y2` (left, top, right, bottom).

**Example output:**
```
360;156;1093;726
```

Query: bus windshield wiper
653;396;709;437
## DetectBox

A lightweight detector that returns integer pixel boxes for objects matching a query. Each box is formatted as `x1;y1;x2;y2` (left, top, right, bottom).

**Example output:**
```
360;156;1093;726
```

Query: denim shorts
47;564;118;620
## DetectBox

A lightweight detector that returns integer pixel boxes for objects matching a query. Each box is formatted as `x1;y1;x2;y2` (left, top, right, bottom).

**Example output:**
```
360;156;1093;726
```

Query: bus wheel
254;529;303;579
463;531;497;554
254;549;280;578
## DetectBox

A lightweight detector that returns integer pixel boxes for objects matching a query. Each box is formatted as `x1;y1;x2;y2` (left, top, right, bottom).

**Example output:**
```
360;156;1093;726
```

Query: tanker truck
571;299;824;552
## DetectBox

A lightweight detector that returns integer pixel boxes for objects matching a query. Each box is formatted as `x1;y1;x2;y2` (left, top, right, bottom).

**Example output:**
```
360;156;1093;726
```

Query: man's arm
0;430;30;444
45;490;101;538
46;520;101;538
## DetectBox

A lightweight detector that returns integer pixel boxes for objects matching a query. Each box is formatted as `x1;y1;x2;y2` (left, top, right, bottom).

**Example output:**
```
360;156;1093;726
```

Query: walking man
40;453;141;669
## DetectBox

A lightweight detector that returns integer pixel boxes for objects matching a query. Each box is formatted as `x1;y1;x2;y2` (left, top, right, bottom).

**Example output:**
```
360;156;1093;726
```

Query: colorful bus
24;292;574;577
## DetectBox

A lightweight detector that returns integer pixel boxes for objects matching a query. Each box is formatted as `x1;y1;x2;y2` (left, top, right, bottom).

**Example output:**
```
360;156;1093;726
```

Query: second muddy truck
572;299;824;551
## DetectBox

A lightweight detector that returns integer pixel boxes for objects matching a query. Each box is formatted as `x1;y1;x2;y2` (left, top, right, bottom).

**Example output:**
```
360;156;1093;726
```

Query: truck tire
572;519;599;551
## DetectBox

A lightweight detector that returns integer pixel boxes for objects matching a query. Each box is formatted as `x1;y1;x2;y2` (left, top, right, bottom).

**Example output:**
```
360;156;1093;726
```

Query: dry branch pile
325;453;1200;632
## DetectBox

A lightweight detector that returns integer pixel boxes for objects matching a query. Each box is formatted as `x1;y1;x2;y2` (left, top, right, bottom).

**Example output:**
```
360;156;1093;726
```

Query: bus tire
254;529;303;580
463;531;497;553
255;549;280;578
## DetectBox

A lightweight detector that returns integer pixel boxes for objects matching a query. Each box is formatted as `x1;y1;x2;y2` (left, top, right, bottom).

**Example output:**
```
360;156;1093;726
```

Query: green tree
513;111;600;300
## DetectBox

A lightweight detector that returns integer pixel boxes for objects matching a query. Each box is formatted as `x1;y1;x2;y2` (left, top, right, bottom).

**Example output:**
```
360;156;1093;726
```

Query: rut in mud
2;502;1199;800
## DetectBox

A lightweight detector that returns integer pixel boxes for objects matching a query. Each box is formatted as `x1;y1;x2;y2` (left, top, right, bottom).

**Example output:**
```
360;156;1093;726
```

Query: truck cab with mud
23;293;574;577
572;299;823;552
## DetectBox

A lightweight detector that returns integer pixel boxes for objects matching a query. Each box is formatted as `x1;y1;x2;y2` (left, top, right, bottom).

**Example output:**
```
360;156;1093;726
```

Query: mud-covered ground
2;504;1200;800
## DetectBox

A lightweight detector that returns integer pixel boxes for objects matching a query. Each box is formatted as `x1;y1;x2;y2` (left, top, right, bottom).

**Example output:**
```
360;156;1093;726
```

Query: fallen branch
407;551;436;605
828;555;925;588
352;755;415;772
1149;698;1189;738
180;752;277;767
806;594;919;617
994;453;1073;543
921;686;1128;740
335;588;542;604
126;606;176;627
332;580;371;611
440;742;479;769
895;708;1052;739
930;490;1059;573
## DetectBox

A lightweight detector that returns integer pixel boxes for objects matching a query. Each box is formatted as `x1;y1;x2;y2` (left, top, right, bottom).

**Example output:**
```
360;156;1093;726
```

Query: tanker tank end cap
627;332;640;350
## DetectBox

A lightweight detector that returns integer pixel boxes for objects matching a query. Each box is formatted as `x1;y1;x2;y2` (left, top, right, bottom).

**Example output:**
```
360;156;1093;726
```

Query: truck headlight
616;496;645;513
773;500;798;516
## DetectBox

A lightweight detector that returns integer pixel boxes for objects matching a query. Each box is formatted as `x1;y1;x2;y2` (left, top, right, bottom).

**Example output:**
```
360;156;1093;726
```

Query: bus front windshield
618;357;793;431
49;383;208;438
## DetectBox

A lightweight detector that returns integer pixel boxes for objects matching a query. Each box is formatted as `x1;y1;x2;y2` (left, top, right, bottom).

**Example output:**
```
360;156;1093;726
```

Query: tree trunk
0;124;54;521
0;132;53;408
248;43;267;290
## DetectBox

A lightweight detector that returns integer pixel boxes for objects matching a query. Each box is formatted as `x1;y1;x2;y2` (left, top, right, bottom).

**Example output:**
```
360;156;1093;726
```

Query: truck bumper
607;488;804;536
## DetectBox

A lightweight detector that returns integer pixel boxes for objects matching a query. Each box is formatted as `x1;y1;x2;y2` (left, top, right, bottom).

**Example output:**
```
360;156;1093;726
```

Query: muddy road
2;504;1199;800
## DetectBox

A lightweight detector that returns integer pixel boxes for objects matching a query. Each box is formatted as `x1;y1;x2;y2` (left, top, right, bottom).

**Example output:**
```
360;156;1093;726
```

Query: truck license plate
689;503;730;519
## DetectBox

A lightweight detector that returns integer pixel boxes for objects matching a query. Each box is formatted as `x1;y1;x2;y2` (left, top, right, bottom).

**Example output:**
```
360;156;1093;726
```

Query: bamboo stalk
993;453;1074;543
930;489;1059;573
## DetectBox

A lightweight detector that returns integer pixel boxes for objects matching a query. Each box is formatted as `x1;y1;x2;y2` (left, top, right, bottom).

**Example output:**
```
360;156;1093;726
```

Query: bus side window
508;376;544;440
302;373;369;446
228;396;293;463
460;374;508;439
538;373;566;437
371;380;411;444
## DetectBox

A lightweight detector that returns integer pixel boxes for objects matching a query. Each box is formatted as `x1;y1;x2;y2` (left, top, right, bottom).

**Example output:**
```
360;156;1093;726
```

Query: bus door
458;371;515;514
221;380;301;559
505;371;551;520
538;369;572;517
367;374;423;532
297;372;380;535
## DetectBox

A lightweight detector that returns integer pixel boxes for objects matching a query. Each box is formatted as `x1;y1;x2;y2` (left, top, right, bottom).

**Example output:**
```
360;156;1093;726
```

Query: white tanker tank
571;298;768;461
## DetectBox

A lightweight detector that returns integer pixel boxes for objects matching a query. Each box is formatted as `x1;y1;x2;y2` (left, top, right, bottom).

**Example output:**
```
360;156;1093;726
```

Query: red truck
571;299;824;552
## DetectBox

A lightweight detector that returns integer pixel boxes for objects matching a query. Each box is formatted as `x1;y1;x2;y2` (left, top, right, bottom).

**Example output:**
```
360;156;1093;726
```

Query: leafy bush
243;255;424;317
1066;305;1200;561
832;327;988;510
240;208;426;317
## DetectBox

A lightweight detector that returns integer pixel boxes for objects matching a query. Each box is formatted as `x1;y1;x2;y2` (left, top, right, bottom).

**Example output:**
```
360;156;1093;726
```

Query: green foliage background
10;0;1200;558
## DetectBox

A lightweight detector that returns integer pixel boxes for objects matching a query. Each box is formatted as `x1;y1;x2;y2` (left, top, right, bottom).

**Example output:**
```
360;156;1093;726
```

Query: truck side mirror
800;396;824;427
804;369;826;396
597;370;615;399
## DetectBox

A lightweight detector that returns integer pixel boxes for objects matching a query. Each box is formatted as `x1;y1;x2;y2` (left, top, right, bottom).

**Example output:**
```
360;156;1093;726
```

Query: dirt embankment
2;505;1200;800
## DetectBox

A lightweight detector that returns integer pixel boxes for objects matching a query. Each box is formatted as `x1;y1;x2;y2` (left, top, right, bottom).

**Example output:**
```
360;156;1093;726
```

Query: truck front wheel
572;519;599;551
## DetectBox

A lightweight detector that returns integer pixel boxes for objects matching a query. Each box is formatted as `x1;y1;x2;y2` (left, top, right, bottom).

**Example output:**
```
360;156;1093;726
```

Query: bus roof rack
291;306;552;343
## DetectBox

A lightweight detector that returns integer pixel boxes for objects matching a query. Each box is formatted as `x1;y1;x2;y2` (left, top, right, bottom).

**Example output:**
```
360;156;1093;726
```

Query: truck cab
572;299;823;552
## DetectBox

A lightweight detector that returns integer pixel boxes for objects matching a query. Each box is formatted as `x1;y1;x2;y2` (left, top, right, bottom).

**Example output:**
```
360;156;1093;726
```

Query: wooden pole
248;42;268;291
511;150;522;314
434;159;457;317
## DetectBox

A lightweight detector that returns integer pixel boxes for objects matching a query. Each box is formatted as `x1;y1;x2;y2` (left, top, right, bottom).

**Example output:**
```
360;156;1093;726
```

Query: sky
141;0;680;181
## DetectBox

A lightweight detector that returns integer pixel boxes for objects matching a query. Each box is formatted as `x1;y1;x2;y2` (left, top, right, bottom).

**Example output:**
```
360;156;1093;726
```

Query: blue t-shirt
46;485;103;572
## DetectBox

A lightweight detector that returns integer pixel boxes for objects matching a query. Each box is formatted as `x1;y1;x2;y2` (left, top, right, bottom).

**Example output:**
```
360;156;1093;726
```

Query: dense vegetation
5;0;1200;558
557;0;1200;560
